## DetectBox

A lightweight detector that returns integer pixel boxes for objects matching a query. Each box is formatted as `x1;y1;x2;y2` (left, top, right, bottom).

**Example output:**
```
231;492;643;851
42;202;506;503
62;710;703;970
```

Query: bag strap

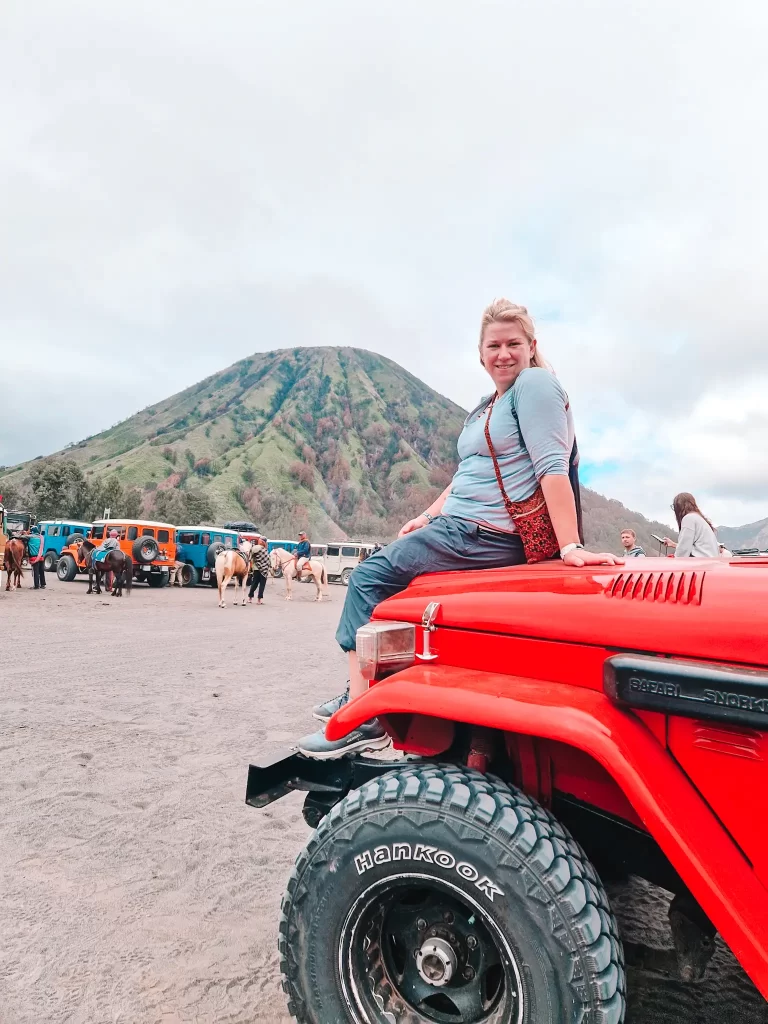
568;437;584;544
484;389;583;538
483;394;519;518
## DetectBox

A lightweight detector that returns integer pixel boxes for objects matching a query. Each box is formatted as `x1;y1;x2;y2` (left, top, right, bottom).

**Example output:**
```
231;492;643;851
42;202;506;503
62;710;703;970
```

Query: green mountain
716;518;768;552
579;488;677;555
0;345;695;550
0;347;465;540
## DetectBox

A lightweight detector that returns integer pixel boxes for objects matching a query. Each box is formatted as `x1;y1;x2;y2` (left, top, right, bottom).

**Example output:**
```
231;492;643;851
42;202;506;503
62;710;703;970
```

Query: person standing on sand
298;298;621;759
169;557;186;586
248;537;269;604
27;526;46;589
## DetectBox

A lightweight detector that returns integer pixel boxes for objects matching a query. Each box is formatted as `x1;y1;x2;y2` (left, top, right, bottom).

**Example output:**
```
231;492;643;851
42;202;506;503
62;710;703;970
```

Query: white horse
269;547;329;602
215;542;252;608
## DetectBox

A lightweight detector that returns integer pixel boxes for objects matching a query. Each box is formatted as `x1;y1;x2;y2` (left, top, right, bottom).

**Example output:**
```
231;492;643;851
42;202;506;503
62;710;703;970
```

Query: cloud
2;0;768;528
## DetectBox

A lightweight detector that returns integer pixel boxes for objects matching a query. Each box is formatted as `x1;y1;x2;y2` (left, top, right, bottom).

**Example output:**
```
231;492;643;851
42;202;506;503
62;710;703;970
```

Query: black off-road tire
207;541;225;567
43;552;57;572
180;564;198;587
56;555;78;582
280;765;625;1024
147;573;168;588
69;532;85;547
340;567;352;585
133;537;159;564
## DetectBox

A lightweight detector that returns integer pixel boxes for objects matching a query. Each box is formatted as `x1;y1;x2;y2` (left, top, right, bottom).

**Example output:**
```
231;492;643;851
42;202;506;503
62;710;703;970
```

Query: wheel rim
339;874;523;1024
140;544;154;561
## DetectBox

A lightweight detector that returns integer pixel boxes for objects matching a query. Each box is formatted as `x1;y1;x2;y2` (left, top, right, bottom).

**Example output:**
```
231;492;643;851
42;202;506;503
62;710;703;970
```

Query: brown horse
78;539;133;597
3;538;25;591
215;544;251;607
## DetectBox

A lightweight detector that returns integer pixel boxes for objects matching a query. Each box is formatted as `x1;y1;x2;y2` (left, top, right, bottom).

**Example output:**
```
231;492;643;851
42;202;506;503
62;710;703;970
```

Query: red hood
373;557;768;668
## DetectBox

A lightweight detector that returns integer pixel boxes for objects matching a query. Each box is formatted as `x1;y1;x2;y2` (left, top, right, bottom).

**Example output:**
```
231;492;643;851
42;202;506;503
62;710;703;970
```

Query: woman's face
480;321;536;393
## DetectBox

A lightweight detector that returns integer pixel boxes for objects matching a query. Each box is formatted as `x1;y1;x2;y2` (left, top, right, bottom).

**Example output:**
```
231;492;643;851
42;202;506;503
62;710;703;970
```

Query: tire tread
279;764;625;1023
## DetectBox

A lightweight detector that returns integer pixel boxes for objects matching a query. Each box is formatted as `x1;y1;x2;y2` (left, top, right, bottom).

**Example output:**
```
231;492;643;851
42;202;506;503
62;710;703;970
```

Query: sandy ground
1;572;766;1024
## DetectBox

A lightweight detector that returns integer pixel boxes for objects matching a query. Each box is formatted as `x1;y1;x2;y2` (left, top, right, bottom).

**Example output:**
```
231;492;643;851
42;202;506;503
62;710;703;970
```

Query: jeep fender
326;664;768;996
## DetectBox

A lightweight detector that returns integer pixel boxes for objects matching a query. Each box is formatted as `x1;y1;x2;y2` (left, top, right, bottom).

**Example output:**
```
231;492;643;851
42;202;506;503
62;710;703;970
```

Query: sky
2;0;768;529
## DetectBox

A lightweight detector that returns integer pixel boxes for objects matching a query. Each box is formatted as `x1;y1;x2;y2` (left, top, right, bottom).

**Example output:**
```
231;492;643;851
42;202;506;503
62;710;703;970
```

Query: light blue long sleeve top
441;368;575;533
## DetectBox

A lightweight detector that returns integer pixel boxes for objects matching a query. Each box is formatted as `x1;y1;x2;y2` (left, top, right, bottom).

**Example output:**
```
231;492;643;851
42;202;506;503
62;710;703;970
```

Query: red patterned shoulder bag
483;393;560;563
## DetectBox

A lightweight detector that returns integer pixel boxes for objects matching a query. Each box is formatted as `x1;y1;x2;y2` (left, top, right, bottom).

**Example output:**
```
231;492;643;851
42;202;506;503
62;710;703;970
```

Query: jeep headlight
356;621;416;680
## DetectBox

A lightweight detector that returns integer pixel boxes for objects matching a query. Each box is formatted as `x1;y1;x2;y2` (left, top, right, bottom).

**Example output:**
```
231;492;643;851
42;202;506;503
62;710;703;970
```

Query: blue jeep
267;538;298;554
175;526;243;586
39;520;92;571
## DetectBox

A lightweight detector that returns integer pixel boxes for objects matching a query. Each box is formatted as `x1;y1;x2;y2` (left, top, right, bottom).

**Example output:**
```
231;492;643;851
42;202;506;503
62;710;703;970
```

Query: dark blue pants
248;571;267;599
335;515;525;651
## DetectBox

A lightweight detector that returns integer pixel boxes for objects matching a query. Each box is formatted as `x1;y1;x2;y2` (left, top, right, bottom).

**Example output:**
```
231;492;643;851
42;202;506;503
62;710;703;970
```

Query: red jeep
247;555;768;1023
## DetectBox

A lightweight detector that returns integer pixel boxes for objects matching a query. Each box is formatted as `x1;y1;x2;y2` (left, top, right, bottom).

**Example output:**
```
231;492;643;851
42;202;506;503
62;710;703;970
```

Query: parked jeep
0;503;36;565
247;554;768;1022
38;519;92;571
324;541;376;585
175;526;254;586
57;519;176;586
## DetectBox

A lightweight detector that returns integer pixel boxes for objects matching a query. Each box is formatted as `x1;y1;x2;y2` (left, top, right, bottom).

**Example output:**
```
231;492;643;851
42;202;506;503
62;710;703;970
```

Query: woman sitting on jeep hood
299;298;621;759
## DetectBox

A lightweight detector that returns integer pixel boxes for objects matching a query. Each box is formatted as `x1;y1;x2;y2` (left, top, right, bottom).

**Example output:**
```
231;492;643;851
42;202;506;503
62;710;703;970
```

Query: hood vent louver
605;570;704;605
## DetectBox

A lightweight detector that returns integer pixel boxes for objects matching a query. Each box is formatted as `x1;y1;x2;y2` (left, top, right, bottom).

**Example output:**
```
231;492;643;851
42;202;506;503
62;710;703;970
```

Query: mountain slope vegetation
0;347;465;540
6;344;757;551
716;518;768;551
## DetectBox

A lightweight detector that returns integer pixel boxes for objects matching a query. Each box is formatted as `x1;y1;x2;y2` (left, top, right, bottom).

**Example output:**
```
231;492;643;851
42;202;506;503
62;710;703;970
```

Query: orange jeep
57;519;177;588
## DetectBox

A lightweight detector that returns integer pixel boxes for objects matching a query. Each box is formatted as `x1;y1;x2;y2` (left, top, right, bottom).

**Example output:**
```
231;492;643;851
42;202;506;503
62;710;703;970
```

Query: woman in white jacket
663;492;719;557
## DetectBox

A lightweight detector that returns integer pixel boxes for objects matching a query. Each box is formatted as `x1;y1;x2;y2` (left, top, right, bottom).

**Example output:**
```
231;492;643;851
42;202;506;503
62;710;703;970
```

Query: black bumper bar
245;750;404;810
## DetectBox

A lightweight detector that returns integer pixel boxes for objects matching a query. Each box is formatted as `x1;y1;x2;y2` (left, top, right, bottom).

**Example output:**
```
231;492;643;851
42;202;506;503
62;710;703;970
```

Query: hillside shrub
327;456;350;487
153;486;214;525
315;416;337;439
240;486;263;522
428;466;454;488
269;360;300;417
289;461;315;490
159;472;184;490
0;481;24;509
30;459;92;520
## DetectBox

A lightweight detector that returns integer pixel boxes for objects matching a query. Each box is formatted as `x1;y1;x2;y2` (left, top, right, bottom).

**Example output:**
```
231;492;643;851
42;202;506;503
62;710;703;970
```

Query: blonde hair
479;299;549;369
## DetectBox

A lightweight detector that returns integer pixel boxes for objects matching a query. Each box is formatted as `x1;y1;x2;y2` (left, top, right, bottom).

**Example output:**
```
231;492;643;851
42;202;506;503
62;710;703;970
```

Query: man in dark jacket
293;531;312;578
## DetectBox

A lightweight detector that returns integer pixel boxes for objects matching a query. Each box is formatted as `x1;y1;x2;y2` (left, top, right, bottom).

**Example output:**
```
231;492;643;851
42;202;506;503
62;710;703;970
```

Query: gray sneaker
312;687;350;723
297;719;389;760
